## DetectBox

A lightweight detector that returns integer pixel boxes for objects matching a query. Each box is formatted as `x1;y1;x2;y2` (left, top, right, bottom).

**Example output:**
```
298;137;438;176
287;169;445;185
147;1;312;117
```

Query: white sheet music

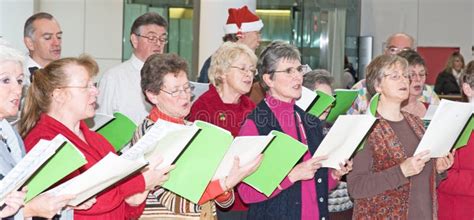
212;135;274;180
313;115;377;169
85;113;115;131
414;100;473;157
48;152;148;206
0;135;68;205
296;87;317;111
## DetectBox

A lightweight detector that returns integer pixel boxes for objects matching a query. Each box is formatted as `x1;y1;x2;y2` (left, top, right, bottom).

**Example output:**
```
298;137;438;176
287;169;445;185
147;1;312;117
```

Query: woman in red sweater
188;42;258;219
437;62;474;219
18;55;172;220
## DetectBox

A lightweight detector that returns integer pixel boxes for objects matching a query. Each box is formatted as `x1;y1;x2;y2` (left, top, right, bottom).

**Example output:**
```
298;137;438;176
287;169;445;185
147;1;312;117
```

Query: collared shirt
97;54;151;124
23;55;41;87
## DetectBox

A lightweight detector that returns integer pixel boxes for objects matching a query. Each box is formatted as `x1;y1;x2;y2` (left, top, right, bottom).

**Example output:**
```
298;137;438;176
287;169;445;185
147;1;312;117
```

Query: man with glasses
97;12;168;124
348;32;439;114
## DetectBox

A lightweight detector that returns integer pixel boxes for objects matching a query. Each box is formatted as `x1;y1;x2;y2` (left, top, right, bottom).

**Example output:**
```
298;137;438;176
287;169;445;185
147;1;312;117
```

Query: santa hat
223;6;263;35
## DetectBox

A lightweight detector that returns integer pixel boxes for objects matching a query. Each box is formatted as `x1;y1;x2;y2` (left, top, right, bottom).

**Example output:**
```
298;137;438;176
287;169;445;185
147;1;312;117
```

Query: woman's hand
221;154;263;191
288;155;328;183
142;156;175;190
0;188;26;218
71;197;96;210
400;150;430;178
24;192;75;218
331;159;353;180
436;150;455;174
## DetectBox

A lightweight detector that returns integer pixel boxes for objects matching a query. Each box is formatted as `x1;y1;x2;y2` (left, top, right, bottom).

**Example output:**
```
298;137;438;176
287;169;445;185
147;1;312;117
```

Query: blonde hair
208;42;257;87
19;55;98;137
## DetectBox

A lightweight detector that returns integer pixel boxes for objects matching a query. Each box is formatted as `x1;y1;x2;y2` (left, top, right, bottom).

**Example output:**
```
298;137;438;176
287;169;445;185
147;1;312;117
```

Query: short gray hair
257;41;300;91
303;69;333;91
24;12;54;39
0;44;24;67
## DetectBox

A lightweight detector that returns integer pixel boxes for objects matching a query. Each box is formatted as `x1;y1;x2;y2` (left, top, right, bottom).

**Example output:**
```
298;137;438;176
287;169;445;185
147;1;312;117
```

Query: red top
24;113;146;220
437;132;474;220
188;85;256;211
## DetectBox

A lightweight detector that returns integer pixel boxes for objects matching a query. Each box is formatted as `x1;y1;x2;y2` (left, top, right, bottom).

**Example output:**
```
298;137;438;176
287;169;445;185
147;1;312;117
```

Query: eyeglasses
272;65;305;76
386;46;411;55
160;84;194;97
135;33;168;44
230;66;257;75
383;72;410;81
410;72;427;79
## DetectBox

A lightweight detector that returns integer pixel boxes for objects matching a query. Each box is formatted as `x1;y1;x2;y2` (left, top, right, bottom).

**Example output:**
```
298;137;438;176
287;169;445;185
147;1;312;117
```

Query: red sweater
24;114;146;220
188;85;256;211
437;132;474;220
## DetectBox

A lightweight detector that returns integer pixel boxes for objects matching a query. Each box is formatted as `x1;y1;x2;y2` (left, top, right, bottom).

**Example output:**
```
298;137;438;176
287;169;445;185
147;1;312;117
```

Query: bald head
384;33;415;55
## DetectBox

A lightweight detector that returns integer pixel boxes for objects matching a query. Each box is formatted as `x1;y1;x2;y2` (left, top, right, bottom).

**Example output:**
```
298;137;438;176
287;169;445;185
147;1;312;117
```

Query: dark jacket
434;70;460;95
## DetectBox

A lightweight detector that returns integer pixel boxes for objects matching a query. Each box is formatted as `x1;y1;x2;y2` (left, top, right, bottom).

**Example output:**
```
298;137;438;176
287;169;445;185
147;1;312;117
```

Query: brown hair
19;55;98;137
460;60;474;101
141;53;188;102
365;54;408;97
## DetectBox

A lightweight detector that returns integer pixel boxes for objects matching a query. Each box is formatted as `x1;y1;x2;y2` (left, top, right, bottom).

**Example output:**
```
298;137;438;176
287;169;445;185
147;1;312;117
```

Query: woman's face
0;61;23;119
375;64;410;103
59;64;98;121
453;57;464;72
264;58;304;102
222;54;255;96
408;64;426;98
151;72;192;119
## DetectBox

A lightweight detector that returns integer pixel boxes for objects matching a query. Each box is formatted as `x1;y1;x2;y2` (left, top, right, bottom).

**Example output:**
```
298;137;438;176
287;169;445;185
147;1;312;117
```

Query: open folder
243;130;308;197
325;89;359;123
414;100;473;157
313;114;377;168
25;135;87;202
0;134;85;204
86;112;137;152
296;87;335;117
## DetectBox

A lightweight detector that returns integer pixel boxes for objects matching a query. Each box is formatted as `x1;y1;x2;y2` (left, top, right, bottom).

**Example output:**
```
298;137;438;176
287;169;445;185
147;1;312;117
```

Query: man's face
25;18;62;67
384;35;413;55
238;31;261;51
131;24;167;62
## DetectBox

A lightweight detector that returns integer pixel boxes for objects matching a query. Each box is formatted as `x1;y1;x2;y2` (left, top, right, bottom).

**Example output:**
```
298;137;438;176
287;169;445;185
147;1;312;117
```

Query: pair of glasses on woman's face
272;65;308;76
383;72;410;81
160;83;195;97
230;66;257;75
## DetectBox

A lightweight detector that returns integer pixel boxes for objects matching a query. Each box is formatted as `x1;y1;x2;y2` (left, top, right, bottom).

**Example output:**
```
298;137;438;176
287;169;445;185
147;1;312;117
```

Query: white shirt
0;119;22;163
23;55;41;87
96;54;151;124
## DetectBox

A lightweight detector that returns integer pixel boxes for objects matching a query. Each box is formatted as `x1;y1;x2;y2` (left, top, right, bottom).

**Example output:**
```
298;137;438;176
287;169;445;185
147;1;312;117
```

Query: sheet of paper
422;104;438;121
313;115;377;168
48;152;148;206
296;87;318;111
212;134;274;180
85;113;114;131
414;100;473;157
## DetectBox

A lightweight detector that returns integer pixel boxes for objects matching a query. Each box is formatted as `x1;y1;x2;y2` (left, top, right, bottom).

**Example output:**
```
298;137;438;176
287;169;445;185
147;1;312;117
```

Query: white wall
361;0;473;61
0;0;34;52
40;0;123;80
198;0;256;74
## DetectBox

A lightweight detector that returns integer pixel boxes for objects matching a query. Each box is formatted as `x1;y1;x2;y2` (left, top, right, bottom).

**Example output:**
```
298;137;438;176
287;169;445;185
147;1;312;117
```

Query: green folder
25;142;87;202
325;89;359;123
243;130;307;197
162;121;233;203
97;112;137;152
368;93;380;116
453;115;474;149
307;91;336;117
